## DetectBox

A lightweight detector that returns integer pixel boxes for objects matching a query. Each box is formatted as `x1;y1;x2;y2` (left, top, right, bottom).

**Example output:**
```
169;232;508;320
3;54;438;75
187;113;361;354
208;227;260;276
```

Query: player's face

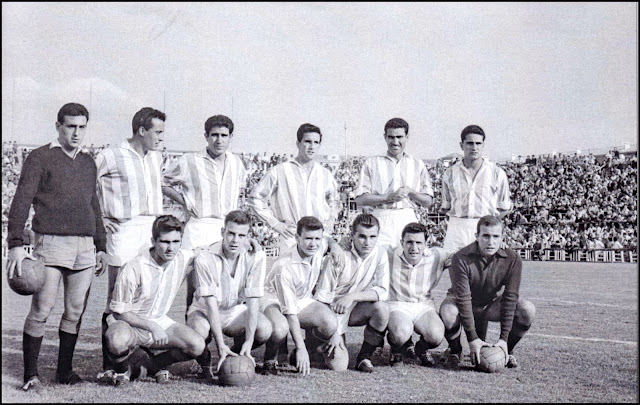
476;224;503;257
384;127;408;158
151;230;182;264
55;115;87;153
352;224;379;258
296;132;321;163
460;133;484;161
205;125;232;157
401;231;427;265
221;221;250;258
296;228;324;258
141;118;165;152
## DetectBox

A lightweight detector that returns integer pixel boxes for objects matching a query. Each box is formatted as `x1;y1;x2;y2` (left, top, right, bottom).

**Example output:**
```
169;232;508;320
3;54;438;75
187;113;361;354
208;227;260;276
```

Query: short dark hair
57;103;89;124
461;125;485;142
132;107;166;135
296;216;324;235
401;222;428;240
152;215;184;240
205;115;234;135
384;118;409;135
224;210;251;227
296;123;322;143
476;215;503;234
351;213;380;234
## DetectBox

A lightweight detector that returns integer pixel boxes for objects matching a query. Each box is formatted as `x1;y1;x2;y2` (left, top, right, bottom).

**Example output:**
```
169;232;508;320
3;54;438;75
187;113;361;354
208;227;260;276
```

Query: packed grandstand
2;141;637;262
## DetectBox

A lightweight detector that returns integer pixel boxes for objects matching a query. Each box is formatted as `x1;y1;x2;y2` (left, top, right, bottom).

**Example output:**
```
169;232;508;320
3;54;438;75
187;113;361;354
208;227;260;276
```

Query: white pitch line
531;298;636;310
529;332;637;346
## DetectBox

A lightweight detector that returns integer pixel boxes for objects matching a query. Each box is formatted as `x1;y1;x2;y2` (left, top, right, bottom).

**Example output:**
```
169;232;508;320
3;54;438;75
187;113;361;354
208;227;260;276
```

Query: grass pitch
2;260;638;403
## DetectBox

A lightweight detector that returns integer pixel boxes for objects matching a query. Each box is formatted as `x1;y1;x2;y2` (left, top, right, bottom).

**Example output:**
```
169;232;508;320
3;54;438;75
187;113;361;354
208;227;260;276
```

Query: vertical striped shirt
95;140;164;220
247;160;341;229
314;244;389;304
192;241;266;310
355;153;434;209
265;239;328;315
388;246;453;303
109;248;195;319
440;158;511;218
162;150;247;219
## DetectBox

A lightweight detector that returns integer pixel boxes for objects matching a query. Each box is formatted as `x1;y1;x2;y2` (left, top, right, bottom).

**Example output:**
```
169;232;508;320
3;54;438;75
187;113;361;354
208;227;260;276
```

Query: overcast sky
2;2;637;161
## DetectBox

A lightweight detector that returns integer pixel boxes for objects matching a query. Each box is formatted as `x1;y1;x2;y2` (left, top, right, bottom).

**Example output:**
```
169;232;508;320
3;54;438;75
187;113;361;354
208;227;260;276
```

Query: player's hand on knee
331;296;353;314
295;347;310;375
493;339;509;359
468;338;488;366
150;325;169;346
7;247;36;279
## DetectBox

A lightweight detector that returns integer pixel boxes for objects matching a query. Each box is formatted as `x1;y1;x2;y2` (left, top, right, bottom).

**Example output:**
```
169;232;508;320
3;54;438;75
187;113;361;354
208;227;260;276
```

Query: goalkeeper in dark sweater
7;103;107;391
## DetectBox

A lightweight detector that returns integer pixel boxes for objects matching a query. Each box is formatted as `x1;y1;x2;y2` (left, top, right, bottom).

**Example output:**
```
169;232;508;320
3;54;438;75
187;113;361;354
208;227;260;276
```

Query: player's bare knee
188;318;210;340
421;325;445;347
316;316;337;340
106;331;131;356
388;324;412;346
187;334;206;357
516;299;536;326
371;301;390;323
255;318;273;344
271;320;289;342
439;302;459;328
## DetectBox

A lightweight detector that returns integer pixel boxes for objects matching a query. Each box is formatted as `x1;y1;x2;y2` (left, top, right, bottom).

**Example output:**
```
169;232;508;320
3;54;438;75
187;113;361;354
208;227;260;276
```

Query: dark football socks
23;332;43;382
357;325;385;362
196;336;213;368
57;330;78;376
444;326;463;354
508;320;532;353
150;349;195;375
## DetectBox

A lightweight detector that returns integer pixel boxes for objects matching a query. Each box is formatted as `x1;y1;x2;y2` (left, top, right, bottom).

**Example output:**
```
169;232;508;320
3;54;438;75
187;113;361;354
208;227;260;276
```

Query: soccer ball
7;258;46;296
323;345;349;371
476;346;507;373
218;355;255;386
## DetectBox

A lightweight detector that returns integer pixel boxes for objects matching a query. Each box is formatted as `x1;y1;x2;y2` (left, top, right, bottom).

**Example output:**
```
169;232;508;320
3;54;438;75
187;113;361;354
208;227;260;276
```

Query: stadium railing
514;248;637;263
264;246;280;258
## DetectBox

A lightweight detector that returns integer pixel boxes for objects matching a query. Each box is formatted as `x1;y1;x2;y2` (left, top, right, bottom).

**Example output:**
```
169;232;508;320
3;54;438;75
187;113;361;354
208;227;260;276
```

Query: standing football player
439;215;536;369
162;114;246;250
95;107;166;381
354;118;434;247
247;123;342;249
7;103;107;390
440;125;512;252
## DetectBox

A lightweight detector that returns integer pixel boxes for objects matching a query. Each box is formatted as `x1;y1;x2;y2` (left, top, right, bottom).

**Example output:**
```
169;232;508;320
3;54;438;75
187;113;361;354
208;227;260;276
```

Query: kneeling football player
103;215;205;385
385;222;454;367
314;213;390;373
259;216;344;376
186;210;272;379
439;215;536;369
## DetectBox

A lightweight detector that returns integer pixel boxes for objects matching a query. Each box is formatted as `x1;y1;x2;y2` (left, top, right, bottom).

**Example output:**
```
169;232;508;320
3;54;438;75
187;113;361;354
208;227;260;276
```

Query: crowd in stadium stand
2;142;637;258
